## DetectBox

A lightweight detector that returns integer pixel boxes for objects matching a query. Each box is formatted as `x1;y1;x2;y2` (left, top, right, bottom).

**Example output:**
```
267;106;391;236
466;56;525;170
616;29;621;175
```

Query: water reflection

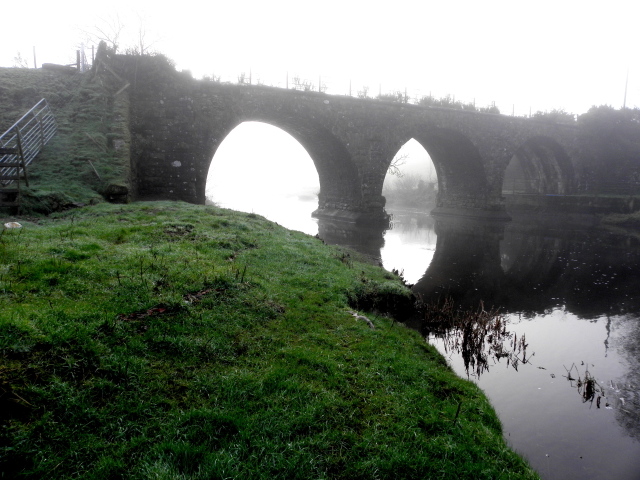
413;216;640;318
412;218;640;480
439;311;640;480
380;211;437;285
419;297;530;378
611;318;640;441
317;217;386;261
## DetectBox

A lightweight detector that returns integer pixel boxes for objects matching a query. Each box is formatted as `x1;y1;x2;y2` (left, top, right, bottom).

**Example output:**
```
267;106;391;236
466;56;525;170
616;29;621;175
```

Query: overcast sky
1;0;638;116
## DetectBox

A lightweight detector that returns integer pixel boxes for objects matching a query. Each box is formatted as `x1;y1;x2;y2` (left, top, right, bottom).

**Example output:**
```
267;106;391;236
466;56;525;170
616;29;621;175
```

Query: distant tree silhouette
532;108;576;124
418;95;500;114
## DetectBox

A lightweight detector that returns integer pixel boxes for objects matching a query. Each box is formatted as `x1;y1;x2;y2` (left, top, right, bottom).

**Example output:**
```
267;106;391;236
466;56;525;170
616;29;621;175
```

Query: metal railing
0;98;57;185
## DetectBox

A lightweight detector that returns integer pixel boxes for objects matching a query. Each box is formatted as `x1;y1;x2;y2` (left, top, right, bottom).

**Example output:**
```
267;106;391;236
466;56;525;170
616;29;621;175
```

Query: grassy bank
0;202;537;479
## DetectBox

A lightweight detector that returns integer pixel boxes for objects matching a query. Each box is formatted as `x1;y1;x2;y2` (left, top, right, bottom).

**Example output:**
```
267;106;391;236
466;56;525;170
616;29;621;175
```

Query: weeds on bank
420;297;532;378
1;202;538;479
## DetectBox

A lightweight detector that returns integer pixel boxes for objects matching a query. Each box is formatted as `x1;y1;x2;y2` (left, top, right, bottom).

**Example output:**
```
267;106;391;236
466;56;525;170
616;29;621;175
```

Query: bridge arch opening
380;139;438;283
382;139;438;210
502;136;574;196
206;121;320;234
400;129;491;213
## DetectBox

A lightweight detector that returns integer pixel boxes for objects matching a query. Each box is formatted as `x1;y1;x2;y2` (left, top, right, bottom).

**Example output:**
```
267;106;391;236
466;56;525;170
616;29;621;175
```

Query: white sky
1;0;638;116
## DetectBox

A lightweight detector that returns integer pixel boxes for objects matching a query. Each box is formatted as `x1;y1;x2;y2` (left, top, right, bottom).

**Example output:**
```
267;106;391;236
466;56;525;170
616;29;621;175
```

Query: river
210;194;640;480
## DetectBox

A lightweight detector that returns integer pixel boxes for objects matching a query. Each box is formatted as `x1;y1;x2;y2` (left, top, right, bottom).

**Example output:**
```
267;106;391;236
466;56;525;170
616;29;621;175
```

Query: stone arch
204;115;362;216
410;128;490;212
504;136;574;195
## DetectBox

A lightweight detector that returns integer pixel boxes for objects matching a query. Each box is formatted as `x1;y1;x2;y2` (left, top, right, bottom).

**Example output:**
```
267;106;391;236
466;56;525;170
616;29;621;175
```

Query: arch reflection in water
317;208;437;280
414;217;640;317
380;210;437;284
411;217;640;480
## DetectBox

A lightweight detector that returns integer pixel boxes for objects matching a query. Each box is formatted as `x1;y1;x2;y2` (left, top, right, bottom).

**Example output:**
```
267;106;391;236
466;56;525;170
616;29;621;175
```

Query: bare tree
88;14;125;53
387;153;408;177
357;86;369;99
13;51;29;68
80;13;158;56
124;15;159;55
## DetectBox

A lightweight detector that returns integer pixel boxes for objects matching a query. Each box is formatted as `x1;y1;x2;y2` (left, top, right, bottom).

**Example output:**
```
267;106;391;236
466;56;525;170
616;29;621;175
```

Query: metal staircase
0;99;57;211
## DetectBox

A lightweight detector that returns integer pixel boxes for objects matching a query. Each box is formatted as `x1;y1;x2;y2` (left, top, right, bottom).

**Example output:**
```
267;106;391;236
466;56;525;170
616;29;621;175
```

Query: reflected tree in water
613;318;640;439
420;297;531;378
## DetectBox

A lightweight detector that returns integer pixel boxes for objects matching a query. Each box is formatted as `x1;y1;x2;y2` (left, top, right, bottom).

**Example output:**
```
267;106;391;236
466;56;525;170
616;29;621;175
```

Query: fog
206;122;320;231
382;139;437;191
207;127;440;221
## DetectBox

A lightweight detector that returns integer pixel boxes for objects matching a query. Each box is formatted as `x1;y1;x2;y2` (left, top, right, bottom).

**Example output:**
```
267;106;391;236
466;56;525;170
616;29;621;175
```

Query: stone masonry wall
112;54;589;221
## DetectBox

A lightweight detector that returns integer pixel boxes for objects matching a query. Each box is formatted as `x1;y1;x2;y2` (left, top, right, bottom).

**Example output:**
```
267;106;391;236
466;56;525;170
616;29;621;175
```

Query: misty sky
1;0;637;115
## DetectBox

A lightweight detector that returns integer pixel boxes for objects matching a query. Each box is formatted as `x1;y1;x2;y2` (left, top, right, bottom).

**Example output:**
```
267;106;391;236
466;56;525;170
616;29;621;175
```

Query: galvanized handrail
0;98;57;185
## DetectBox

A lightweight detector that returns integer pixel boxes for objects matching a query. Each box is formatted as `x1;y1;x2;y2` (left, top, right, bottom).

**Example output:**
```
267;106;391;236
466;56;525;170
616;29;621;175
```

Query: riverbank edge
0;201;539;479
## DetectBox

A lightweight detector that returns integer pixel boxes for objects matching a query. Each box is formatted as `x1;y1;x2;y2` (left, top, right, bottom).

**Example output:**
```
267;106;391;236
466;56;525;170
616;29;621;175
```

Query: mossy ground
1;202;538;479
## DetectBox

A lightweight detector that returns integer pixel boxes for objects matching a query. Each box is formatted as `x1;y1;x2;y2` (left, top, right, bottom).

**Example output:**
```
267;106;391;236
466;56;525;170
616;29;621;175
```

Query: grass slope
1;202;537;479
0;67;130;213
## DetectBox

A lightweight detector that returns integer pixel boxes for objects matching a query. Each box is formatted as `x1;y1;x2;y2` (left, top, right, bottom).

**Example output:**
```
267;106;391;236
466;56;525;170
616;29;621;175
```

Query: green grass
0;202;538;479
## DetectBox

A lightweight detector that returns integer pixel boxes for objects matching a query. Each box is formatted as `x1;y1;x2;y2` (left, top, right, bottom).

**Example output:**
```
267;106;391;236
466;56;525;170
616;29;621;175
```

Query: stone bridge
113;55;580;223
